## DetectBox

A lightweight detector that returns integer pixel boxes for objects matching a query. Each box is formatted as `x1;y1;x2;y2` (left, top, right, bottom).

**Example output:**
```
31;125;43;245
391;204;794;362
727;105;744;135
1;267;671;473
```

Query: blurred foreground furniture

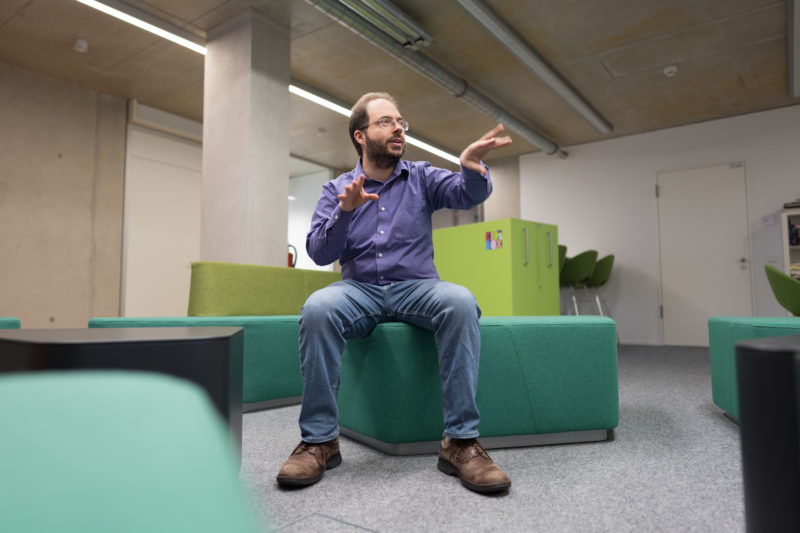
0;317;21;329
736;335;800;532
92;261;341;411
708;317;800;421
0;327;243;447
0;371;259;533
338;316;619;454
764;264;800;316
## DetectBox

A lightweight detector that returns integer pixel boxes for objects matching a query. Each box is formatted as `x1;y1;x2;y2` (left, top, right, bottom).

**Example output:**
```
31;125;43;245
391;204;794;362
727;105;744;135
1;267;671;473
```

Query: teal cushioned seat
0;317;21;329
708;316;800;421
338;316;619;454
0;371;259;533
89;316;301;409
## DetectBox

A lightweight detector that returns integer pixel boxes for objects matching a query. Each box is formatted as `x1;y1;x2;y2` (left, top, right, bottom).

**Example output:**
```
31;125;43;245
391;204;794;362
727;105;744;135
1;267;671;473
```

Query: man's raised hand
338;174;380;212
459;124;513;176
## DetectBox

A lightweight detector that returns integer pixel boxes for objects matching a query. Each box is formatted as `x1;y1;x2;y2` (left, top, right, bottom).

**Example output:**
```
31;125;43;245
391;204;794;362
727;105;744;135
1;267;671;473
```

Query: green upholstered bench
338;316;619;454
709;316;800;421
0;317;21;329
0;371;259;533
91;262;340;411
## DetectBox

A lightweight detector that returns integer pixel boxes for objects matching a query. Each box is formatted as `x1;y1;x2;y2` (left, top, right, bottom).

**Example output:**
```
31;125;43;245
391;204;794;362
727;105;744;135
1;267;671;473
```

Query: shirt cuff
327;203;354;234
460;162;492;197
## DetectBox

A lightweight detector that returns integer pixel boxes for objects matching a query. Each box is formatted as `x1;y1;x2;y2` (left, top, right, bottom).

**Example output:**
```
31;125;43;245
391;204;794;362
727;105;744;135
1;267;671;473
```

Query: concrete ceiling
1;0;798;171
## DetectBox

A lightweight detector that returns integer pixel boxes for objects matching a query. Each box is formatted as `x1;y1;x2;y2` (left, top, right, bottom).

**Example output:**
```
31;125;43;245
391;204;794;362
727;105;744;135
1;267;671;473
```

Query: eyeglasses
360;117;409;132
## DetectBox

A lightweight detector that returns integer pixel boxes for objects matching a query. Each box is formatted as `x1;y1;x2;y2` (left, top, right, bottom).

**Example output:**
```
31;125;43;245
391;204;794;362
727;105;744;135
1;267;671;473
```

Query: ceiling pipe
455;0;612;134
305;0;561;155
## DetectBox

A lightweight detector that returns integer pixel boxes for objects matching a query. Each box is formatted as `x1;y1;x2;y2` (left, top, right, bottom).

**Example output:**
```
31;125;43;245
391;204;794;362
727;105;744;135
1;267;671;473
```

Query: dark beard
365;132;405;169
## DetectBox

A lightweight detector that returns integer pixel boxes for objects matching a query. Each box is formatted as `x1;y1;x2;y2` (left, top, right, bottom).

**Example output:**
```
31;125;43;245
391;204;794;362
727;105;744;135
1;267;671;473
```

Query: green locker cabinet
433;218;559;316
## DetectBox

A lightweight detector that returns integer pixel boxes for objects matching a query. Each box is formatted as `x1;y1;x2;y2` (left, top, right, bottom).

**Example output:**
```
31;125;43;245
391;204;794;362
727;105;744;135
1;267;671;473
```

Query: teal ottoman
338;316;619;454
0;371;259;533
708;316;800;421
89;316;301;411
0;317;21;329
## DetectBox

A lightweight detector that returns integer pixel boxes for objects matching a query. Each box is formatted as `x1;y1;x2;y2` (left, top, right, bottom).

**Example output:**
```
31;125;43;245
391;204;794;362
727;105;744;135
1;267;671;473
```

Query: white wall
521;105;800;345
289;170;334;271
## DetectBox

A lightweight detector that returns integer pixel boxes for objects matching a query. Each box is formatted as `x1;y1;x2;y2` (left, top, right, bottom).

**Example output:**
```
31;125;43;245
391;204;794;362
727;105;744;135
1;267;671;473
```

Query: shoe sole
276;452;342;487
437;457;511;494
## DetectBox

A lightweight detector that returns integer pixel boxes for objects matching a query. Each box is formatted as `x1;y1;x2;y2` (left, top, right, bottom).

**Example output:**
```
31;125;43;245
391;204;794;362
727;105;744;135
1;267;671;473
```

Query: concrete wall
0;61;126;328
484;154;521;222
521;105;800;344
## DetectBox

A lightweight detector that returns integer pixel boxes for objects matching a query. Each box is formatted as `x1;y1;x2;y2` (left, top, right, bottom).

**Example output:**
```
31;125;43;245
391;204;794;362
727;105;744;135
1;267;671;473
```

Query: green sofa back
0;317;21;329
188;261;341;316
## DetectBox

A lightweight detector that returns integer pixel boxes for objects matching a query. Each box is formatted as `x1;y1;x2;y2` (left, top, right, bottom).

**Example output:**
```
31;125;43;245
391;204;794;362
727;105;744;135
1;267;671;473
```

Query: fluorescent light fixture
74;0;207;55
289;84;460;165
405;137;460;165
77;0;459;164
289;85;351;117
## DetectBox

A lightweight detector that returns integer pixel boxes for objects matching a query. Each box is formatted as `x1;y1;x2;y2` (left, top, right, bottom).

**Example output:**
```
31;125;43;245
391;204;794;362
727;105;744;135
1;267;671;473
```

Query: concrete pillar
483;154;520;221
201;9;290;266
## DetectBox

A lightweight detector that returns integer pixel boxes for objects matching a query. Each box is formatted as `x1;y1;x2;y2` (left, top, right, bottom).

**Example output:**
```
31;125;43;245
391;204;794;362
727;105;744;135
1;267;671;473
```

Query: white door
122;125;202;316
657;163;752;346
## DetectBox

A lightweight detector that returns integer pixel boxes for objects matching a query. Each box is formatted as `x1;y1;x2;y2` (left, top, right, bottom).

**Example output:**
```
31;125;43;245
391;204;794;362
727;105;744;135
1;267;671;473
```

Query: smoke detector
663;65;678;78
73;38;88;53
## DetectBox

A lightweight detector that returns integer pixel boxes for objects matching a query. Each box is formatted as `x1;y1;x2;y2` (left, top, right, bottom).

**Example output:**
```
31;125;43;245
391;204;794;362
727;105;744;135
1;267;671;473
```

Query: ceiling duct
456;0;612;134
338;0;433;50
306;0;561;155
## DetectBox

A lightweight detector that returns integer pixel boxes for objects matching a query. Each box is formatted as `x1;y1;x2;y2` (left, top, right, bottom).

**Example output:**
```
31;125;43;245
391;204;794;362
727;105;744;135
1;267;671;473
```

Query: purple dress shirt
306;158;492;285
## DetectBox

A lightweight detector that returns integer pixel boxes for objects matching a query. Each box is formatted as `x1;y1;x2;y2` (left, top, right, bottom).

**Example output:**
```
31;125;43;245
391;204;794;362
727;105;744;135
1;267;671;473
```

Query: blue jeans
297;278;481;443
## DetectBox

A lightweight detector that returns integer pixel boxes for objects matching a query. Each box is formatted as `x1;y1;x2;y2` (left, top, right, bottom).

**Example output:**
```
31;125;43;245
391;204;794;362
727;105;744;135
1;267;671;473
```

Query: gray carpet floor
239;345;744;532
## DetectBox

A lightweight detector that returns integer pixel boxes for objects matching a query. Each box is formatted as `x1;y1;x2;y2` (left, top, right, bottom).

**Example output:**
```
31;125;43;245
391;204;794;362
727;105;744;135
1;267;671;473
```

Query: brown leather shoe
276;438;342;487
438;437;511;493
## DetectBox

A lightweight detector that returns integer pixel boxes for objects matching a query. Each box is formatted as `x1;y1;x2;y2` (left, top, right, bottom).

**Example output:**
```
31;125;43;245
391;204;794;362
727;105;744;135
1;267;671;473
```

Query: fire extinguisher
288;244;297;268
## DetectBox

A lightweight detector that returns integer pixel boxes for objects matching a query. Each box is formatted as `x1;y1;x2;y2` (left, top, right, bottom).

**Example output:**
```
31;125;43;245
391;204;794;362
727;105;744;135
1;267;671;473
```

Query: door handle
523;228;529;266
548;231;554;268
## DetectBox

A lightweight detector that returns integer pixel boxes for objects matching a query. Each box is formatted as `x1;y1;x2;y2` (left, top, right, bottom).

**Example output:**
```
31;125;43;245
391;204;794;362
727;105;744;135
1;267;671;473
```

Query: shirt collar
356;158;410;184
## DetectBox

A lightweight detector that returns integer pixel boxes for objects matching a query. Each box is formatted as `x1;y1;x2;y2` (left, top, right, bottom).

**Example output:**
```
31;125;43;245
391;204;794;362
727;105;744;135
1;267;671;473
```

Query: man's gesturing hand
459;124;513;176
338;174;380;212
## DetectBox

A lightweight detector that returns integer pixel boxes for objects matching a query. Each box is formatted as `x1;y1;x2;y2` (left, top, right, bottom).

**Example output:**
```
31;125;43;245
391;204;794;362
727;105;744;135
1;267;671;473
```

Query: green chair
765;265;800;316
558;245;568;313
0;371;260;533
587;254;615;317
560;250;598;315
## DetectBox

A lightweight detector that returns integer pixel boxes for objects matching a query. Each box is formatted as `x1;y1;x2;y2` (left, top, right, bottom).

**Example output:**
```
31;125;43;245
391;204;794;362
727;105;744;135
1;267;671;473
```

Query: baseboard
338;427;612;455
242;396;302;413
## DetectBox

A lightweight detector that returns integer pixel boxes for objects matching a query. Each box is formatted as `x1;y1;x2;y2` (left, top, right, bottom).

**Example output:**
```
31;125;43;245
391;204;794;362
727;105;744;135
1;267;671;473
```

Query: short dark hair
348;92;398;156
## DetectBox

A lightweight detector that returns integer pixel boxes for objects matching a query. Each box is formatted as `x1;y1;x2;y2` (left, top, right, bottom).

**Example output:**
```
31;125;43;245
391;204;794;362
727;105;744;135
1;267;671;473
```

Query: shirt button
334;215;339;220
379;230;384;235
380;206;386;211
380;275;384;280
378;253;383;258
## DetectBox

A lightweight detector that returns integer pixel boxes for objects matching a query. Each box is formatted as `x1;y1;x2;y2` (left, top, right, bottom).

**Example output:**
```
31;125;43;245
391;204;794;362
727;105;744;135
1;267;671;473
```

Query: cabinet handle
548;231;553;267
523;228;530;266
